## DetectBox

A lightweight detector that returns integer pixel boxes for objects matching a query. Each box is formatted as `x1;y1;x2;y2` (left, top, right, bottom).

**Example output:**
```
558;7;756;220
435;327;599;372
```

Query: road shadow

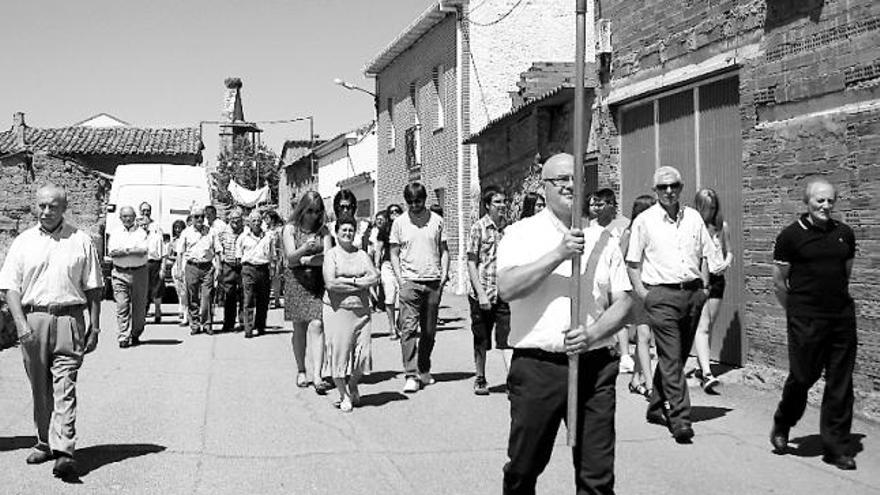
691;406;732;423
0;435;36;452
488;383;508;395
789;433;865;458
359;370;399;385
75;443;166;478
358;391;408;408
431;371;474;383
138;339;182;346
260;329;292;336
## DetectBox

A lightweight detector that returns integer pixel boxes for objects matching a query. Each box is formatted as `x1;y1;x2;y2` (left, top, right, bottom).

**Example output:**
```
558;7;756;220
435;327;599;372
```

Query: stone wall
597;0;880;396
0;152;110;349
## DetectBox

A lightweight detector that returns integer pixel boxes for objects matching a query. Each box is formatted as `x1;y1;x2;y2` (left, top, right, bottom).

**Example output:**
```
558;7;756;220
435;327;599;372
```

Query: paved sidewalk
0;294;878;494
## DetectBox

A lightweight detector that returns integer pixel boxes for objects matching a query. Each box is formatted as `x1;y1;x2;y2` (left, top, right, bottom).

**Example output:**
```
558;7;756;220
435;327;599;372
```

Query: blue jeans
397;279;441;377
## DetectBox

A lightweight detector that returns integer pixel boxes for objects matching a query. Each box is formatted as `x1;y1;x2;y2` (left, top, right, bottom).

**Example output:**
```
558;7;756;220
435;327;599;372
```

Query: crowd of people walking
0;158;860;485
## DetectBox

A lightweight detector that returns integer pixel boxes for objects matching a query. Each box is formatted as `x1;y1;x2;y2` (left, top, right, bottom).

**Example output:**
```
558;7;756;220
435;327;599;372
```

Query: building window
405;125;421;172
357;199;372;218
432;65;445;130
387;97;396;151
410;81;420;126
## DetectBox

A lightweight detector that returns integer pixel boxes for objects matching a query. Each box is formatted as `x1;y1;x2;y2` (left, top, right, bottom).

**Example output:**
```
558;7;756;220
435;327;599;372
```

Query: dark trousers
219;261;243;331
398;279;442;377
644;286;706;430
469;297;511;351
185;262;214;332
774;313;857;456
146;259;163;305
503;348;618;495
242;263;271;334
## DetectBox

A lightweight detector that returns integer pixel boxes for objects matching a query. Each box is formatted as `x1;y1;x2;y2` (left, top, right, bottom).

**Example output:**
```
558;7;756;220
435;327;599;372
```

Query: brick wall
375;15;466;287
597;0;880;395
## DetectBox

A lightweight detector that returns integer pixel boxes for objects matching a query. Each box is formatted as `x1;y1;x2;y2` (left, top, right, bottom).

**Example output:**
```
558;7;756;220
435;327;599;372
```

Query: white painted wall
317;128;377;215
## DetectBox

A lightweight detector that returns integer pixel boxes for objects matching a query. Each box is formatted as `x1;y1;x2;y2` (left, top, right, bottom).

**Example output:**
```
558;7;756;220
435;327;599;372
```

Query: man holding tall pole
498;153;632;494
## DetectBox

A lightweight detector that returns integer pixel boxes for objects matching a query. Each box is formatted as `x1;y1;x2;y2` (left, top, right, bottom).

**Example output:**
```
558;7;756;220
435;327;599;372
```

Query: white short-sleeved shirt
144;222;164;261
390;211;446;281
180;225;217;263
625;203;716;285
108;225;149;268
497;209;632;352
0;222;103;306
236;229;275;265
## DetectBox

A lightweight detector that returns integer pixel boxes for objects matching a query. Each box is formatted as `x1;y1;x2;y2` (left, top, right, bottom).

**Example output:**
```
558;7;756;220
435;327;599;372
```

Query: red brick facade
595;0;880;397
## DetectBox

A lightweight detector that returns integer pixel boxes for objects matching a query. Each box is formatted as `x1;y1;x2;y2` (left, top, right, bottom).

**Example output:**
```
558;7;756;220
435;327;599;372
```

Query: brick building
363;0;586;292
589;0;880;399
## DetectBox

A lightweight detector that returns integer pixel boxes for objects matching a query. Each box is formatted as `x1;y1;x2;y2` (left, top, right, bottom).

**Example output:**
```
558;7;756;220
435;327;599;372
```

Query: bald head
35;184;68;232
541;153;575;179
541;153;576;220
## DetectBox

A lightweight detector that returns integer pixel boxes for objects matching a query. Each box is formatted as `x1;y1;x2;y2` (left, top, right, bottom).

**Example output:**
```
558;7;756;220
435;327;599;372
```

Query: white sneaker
619;354;635;374
403;377;420;393
418;372;436;386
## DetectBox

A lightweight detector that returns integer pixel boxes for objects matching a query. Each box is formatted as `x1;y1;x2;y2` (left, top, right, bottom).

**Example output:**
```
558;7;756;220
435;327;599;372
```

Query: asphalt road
0;295;878;494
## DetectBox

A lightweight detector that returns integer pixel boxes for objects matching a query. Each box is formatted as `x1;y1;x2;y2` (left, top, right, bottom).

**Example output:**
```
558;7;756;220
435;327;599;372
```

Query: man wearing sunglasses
625;166;718;444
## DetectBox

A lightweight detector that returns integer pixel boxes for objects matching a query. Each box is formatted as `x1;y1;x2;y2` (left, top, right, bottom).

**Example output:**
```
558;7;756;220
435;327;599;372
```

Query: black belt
24;303;86;316
187;260;213;268
242;262;270;268
113;264;146;271
514;346;615;364
651;279;703;291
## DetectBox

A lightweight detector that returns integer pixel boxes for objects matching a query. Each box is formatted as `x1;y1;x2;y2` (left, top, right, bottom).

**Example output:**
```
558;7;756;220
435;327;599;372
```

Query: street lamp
333;78;377;98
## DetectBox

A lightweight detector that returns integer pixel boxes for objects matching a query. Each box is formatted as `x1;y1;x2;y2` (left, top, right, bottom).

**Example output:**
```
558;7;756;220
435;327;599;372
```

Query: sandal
643;388;653;400
628;382;648;396
296;372;308;388
314;381;329;396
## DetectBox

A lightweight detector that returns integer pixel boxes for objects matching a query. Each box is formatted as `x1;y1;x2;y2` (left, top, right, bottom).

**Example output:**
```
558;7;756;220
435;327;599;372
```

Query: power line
464;0;526;27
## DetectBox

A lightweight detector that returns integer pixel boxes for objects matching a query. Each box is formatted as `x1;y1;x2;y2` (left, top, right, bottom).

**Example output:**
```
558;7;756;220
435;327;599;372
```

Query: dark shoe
822;453;856;470
473;377;489;396
672;425;695;444
205;327;214;336
131;336;141;346
244;331;253;339
190;328;201;335
52;455;77;479
26;449;54;464
646;409;669;428
314;381;329;396
154;315;162;324
119;340;131;349
770;423;789;454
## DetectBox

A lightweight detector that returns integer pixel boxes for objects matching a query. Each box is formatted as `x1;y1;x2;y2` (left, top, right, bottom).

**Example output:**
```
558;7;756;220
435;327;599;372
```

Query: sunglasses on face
192;214;205;219
655;182;682;192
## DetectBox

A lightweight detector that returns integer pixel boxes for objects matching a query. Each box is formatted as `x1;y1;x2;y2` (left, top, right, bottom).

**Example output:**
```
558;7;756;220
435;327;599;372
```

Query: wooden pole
567;0;588;447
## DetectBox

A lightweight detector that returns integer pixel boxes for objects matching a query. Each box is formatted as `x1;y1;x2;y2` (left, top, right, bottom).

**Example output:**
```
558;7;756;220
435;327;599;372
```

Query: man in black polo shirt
770;177;858;470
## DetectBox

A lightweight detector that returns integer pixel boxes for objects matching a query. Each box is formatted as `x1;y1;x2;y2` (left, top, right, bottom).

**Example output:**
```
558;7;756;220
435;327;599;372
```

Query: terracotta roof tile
0;126;203;156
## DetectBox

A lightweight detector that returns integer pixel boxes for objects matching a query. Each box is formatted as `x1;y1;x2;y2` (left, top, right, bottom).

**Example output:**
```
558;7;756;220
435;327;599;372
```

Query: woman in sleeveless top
692;188;734;394
620;195;657;399
323;215;379;412
375;206;402;339
282;191;333;393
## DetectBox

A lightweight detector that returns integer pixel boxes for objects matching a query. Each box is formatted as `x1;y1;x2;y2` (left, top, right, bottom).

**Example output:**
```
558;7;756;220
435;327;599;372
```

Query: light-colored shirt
390;211;446;281
236;229;275;265
497;209;632;352
0;222;103;306
144;221;164;261
208;218;228;237
625;203;716;285
591;214;629;238
180;225;217;263
108;225;149;268
323;246;373;310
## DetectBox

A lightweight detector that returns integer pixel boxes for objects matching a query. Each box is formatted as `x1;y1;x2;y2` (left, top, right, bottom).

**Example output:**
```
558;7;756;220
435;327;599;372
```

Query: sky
0;0;430;163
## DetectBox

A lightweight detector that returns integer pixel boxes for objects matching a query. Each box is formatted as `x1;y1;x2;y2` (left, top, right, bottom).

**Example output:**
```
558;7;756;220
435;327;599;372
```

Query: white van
103;164;211;296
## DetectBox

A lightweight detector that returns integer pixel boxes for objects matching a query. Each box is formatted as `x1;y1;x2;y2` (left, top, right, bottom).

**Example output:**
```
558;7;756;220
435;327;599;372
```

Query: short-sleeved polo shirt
497;209;632;352
0;222;103;306
774;214;856;317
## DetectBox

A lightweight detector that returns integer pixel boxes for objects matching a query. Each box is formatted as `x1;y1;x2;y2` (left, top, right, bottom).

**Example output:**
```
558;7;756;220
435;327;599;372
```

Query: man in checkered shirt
466;185;511;396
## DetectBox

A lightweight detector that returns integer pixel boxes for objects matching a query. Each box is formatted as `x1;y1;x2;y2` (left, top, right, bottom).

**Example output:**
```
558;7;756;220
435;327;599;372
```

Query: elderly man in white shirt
108;206;150;348
626;165;719;444
139;202;165;324
0;184;103;480
236;210;276;338
498;153;632;494
181;206;219;335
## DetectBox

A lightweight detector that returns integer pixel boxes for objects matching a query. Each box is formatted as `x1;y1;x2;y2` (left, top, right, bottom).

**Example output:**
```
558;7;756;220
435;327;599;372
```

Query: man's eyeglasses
192;214;205;219
655;182;682;192
543;175;575;188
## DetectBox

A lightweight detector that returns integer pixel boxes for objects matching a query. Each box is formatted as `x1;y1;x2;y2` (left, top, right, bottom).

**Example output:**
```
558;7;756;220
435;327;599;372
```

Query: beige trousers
112;265;148;343
20;310;86;456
